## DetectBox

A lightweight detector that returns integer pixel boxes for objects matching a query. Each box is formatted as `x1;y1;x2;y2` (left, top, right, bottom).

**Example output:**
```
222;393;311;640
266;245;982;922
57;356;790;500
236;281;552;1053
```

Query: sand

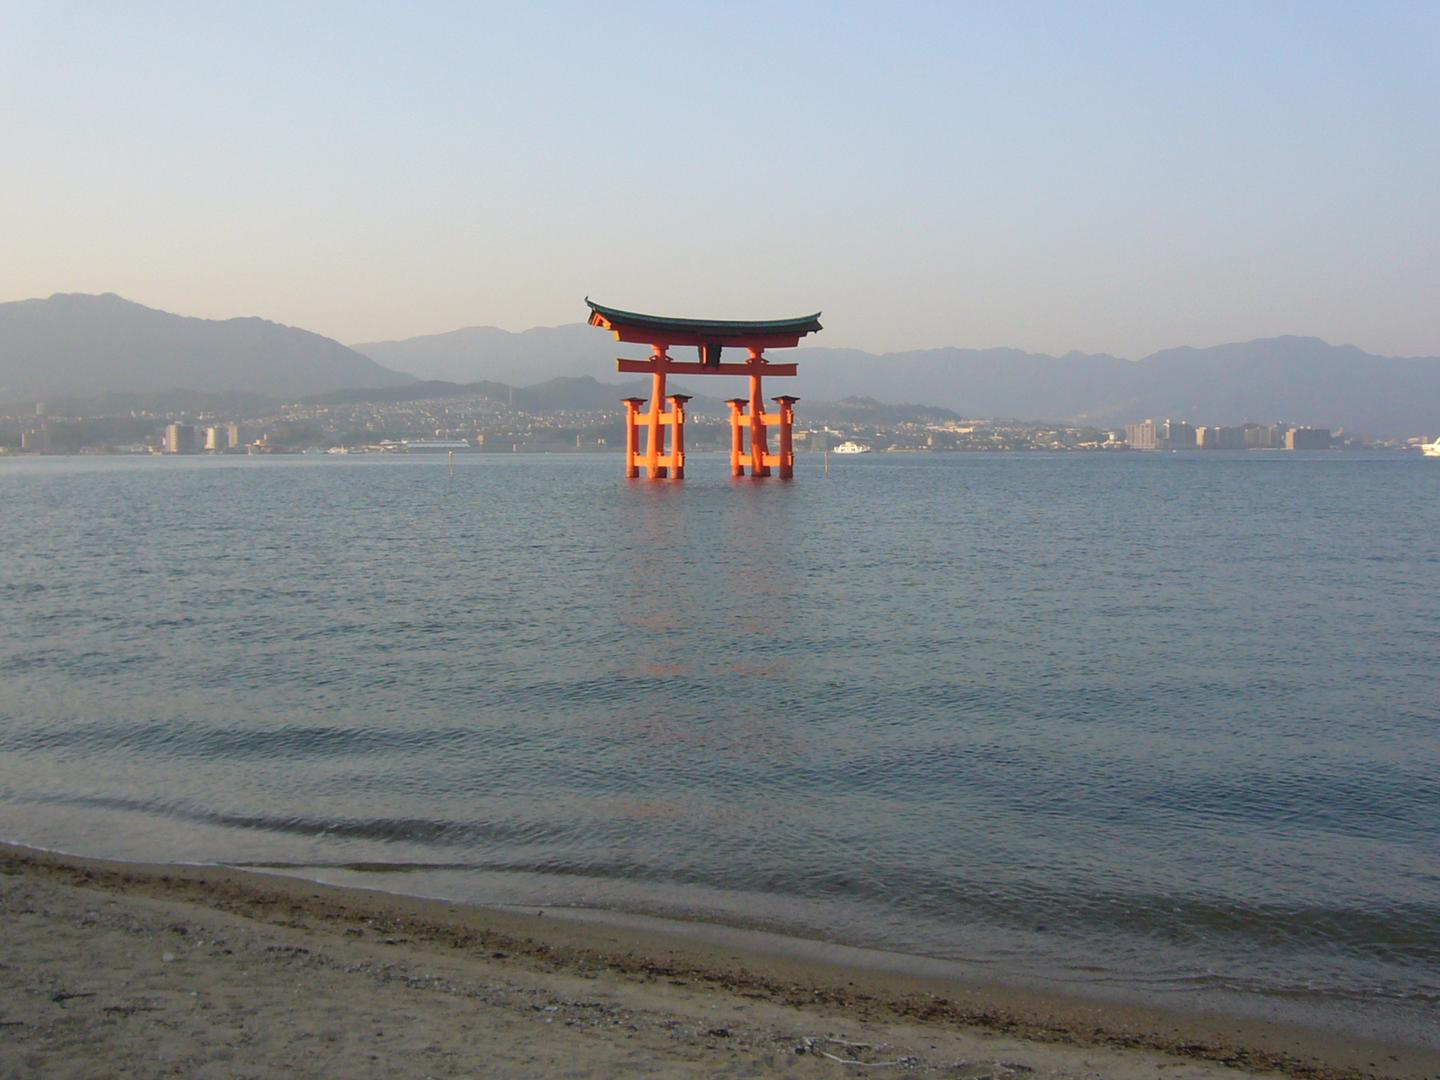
1;843;1432;1079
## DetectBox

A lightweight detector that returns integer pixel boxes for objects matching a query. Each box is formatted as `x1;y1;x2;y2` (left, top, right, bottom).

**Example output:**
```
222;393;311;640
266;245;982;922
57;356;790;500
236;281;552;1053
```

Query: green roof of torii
585;299;822;341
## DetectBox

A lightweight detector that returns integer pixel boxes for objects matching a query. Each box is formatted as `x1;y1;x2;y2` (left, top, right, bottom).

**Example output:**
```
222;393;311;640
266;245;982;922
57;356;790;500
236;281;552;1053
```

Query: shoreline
2;841;1433;1079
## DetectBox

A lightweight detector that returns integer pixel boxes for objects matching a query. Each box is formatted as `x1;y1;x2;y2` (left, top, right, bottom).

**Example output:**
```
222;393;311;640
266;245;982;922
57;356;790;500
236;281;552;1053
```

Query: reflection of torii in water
585;300;823;480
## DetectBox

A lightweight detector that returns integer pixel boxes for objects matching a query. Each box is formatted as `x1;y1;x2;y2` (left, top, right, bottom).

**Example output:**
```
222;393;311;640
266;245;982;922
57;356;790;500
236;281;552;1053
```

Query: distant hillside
356;324;1440;437
304;375;732;416
784;346;1133;421
302;379;515;407
1116;337;1440;437
4;387;283;418
0;293;413;402
353;323;621;386
512;375;651;412
788;337;1440;436
802;396;964;427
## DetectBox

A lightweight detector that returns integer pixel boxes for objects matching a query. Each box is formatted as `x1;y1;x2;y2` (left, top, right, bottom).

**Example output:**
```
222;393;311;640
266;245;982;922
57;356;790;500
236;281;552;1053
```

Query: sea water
1;452;1436;1043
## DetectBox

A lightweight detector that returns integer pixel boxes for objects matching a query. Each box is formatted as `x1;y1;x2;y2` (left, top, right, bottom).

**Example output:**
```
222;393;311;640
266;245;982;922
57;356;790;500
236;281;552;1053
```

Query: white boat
1422;438;1440;458
832;441;871;455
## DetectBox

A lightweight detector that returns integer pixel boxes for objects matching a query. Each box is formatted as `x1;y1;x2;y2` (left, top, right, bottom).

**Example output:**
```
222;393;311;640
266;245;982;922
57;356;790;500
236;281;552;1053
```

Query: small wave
0;719;494;760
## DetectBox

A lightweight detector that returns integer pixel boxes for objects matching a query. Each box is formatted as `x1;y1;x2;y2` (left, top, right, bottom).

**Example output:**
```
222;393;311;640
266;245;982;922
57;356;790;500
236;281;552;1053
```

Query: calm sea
1;452;1436;1043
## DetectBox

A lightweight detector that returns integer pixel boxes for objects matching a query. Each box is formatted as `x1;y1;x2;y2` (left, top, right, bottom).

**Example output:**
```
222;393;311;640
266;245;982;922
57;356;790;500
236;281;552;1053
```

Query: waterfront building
204;426;228;452
1242;423;1273;449
1286;427;1331;450
1163;419;1196;449
1217;426;1246;450
1196;425;1246;450
164;423;196;454
1126;420;1160;450
226;421;245;449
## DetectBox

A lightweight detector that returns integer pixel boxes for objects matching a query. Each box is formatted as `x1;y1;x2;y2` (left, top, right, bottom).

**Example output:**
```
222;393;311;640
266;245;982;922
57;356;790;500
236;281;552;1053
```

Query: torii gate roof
586;299;822;349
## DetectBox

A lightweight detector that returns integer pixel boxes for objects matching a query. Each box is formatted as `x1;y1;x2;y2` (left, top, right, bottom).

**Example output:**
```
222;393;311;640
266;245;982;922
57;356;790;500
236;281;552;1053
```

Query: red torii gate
586;300;823;480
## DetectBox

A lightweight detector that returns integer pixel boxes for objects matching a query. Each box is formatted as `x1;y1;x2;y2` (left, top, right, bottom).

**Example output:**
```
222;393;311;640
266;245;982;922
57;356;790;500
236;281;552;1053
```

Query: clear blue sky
2;1;1437;357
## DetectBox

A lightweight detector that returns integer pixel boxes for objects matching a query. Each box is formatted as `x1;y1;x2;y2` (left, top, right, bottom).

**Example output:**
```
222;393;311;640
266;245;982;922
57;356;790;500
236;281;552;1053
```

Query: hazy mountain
1115;337;1440;437
0;293;413;402
782;346;1133;420
355;324;1440;437
353;323;620;386
787;340;1439;436
3;387;283;418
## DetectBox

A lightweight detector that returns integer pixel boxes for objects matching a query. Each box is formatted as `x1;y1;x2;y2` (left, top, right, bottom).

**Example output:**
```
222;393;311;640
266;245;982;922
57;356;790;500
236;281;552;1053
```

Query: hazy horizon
3;3;1437;358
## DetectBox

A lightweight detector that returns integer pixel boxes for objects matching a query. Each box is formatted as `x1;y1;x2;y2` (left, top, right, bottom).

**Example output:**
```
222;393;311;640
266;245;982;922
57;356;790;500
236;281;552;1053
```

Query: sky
2;1;1437;358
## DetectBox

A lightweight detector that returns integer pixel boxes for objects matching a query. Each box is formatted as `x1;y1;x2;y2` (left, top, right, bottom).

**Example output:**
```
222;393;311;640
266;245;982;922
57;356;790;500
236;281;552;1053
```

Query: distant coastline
1;387;1428;458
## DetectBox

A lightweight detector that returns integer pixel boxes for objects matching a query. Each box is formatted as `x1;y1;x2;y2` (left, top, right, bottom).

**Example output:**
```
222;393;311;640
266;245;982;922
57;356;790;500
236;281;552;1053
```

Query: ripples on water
1;452;1437;1041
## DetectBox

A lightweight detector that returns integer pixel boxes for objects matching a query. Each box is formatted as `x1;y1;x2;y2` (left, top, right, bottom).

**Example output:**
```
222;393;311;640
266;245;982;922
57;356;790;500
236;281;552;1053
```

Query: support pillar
726;399;747;476
668;394;691;480
647;347;668;479
747;348;769;476
621;397;645;478
772;395;798;479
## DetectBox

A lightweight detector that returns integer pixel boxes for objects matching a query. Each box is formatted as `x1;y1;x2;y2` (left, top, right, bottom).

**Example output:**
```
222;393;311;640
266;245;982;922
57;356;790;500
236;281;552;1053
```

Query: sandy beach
1;843;1432;1079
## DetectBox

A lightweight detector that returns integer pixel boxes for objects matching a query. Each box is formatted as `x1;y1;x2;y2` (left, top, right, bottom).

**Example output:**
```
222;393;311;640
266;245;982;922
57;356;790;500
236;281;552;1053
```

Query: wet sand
1;842;1432;1079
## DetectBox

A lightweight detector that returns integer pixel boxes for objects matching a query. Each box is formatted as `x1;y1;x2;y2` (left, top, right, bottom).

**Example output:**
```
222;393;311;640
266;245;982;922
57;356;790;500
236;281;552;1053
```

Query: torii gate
585;300;822;479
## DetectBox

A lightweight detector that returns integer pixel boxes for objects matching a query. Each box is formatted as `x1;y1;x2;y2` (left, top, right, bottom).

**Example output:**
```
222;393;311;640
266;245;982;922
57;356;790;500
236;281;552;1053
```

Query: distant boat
1422;437;1440;458
833;441;871;455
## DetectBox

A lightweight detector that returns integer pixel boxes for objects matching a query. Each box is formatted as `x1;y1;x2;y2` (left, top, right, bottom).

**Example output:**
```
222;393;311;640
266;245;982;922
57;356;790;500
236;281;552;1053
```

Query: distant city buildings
163;422;196;454
157;420;252;453
1196;425;1246;450
0;392;1388;457
1125;420;1159;450
20;425;49;452
1164;419;1196;449
1286;427;1332;450
1125;417;1330;451
19;402;49;452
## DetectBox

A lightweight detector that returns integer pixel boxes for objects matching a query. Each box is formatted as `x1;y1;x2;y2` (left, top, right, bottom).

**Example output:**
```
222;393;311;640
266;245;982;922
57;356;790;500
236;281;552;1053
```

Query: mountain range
357;325;1440;437
4;293;1439;437
0;293;410;402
